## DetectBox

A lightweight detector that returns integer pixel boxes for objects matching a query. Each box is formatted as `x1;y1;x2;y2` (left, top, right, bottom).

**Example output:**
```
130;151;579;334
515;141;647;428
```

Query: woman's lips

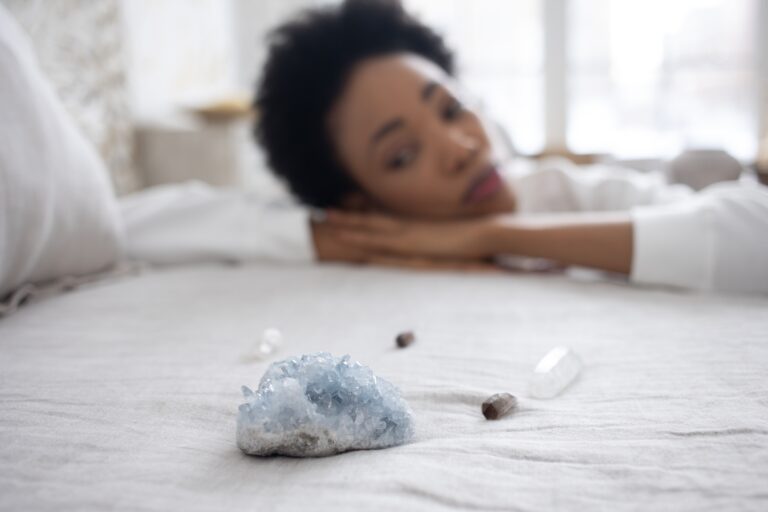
463;166;503;204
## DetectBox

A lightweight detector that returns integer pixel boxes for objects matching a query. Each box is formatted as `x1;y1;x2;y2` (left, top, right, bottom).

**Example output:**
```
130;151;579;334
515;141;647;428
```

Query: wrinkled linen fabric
1;263;767;510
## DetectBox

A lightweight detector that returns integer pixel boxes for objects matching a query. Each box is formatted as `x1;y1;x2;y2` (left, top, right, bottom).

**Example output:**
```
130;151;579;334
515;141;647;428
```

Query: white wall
120;0;239;120
230;0;315;92
119;0;329;120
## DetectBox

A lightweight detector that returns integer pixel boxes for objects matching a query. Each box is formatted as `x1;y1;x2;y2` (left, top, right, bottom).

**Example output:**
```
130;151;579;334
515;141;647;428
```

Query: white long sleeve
631;183;768;293
119;181;314;265
507;158;768;293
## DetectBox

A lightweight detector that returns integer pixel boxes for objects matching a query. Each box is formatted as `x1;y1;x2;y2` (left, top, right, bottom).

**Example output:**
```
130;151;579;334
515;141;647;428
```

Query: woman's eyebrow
370;118;404;149
421;81;438;102
369;81;440;151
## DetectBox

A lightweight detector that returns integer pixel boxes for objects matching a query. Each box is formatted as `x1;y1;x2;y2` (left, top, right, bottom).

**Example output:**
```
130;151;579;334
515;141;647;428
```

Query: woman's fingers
323;211;494;261
325;209;404;233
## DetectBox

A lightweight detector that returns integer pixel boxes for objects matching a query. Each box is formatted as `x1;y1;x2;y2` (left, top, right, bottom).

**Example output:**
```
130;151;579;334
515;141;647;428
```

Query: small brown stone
395;331;415;348
481;393;517;420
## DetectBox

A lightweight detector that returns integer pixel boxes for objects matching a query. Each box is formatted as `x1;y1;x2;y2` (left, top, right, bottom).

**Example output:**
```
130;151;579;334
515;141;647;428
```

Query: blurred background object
2;0;139;194
758;130;768;185
665;149;743;191
2;0;766;193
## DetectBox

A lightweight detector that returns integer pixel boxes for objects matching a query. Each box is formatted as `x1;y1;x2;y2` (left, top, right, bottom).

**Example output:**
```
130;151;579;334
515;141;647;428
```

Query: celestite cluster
237;352;414;457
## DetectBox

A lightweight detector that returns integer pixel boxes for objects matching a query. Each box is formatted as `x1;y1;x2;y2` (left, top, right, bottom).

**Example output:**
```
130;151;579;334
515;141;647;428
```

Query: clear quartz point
246;328;284;360
528;346;582;399
261;328;283;348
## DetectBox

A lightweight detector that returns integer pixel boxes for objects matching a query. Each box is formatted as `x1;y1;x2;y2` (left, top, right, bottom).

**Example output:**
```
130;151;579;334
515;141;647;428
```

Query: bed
2;3;768;507
2;262;767;511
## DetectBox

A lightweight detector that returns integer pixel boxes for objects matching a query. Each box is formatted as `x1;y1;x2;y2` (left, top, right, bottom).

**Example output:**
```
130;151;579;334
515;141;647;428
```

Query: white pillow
0;5;123;299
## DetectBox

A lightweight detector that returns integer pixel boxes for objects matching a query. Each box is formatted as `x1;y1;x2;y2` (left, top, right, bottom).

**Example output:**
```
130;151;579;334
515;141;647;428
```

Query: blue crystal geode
237;352;414;457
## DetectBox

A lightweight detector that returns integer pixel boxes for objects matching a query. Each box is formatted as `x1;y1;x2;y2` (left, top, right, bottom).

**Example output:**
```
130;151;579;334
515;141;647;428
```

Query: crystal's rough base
529;346;583;399
237;353;414;457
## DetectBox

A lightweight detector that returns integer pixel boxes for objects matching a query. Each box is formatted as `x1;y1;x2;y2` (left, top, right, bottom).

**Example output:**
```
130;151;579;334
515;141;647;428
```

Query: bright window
567;0;759;159
406;0;761;159
125;0;764;160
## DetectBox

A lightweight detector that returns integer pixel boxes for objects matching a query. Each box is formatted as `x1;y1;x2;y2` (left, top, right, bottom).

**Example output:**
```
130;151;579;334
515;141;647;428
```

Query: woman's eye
386;146;419;170
442;99;465;121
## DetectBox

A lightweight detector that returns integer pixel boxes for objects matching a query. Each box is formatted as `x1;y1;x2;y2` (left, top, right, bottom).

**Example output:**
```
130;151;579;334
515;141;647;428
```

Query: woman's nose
440;127;479;176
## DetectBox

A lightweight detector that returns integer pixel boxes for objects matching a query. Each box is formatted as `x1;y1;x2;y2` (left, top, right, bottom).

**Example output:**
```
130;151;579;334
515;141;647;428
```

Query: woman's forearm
485;213;634;275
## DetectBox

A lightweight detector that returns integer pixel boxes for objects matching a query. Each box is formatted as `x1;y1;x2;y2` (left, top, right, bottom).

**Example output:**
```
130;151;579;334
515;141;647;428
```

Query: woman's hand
311;210;500;272
312;209;634;275
311;217;370;264
321;209;498;261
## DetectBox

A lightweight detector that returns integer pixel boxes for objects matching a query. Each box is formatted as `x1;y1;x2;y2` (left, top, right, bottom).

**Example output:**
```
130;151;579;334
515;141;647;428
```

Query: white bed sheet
1;263;767;511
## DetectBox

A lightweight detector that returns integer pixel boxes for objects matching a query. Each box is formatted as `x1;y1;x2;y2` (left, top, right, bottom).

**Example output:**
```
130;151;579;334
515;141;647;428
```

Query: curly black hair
255;0;455;208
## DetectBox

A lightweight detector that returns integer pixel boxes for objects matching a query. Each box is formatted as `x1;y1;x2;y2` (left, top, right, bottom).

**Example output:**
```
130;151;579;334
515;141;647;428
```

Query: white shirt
120;161;768;294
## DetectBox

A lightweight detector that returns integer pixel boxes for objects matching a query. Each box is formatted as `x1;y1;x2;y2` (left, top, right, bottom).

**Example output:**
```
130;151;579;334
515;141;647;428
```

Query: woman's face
328;53;517;220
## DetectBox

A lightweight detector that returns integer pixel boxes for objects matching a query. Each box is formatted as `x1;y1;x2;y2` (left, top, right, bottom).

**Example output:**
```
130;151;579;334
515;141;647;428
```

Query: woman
255;0;768;294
